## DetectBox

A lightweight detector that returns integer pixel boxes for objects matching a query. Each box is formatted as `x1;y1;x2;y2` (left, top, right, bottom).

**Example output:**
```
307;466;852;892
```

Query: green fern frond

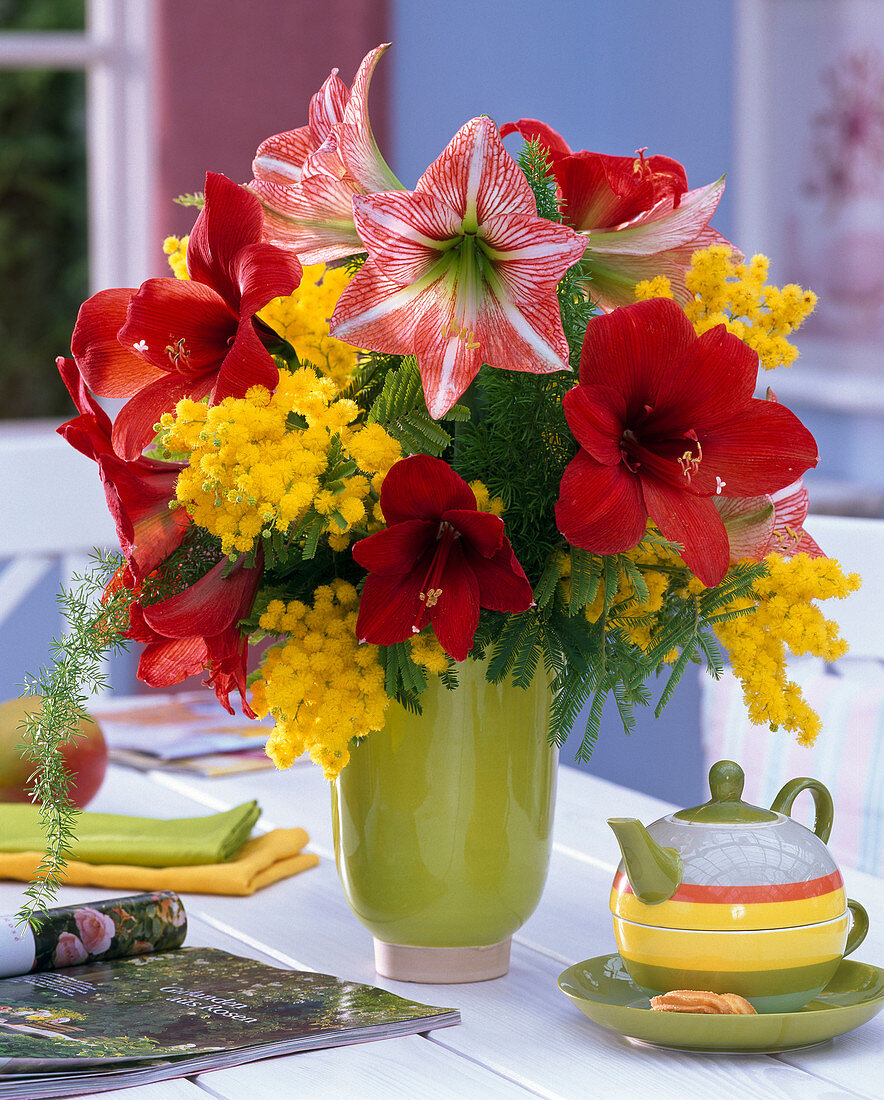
367;356;467;456
654;644;696;717
567;549;602;614
487;610;539;683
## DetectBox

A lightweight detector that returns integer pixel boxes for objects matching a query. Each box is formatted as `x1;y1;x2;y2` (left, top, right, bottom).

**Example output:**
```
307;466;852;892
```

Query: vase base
373;937;512;983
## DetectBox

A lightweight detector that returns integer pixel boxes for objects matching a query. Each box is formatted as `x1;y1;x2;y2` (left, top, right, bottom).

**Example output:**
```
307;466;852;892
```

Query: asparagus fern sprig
17;550;129;926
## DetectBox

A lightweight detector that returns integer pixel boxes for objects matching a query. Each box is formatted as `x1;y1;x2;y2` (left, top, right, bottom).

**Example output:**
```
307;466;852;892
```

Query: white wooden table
1;756;882;1100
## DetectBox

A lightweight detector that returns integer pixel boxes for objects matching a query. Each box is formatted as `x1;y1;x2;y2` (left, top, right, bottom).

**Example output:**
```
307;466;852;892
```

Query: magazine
90;692;282;775
0;947;460;1097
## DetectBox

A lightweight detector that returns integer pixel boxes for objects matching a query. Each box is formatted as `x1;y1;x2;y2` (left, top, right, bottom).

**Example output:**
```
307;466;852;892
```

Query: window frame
0;0;157;293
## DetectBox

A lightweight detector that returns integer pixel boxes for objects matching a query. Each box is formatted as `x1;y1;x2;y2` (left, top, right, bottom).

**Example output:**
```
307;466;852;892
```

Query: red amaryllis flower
56;357;189;583
501;119;732;311
330;116;586;418
111;553;262;716
70;172;301;460
352;455;534;661
554;298;819;587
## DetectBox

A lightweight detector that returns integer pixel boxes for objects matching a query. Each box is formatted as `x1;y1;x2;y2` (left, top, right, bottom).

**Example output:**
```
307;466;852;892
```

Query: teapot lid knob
673;759;777;824
709;760;744;802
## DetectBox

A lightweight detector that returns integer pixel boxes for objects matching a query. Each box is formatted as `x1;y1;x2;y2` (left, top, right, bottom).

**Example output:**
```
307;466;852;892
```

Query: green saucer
558;953;884;1052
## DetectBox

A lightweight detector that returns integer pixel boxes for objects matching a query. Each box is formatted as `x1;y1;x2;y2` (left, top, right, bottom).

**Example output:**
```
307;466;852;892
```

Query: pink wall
152;0;391;269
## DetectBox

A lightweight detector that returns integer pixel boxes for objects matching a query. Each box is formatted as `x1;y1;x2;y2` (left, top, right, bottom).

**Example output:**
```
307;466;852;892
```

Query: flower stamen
678;435;703;481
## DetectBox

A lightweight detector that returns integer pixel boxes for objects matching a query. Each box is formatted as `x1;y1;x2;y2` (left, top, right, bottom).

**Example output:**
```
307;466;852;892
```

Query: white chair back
0;424;116;629
701;514;884;874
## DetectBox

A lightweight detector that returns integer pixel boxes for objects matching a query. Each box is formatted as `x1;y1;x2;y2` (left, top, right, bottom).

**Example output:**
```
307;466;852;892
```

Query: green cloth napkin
0;800;261;867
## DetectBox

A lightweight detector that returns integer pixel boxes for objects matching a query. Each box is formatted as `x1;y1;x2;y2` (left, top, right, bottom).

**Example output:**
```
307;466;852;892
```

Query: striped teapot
608;760;869;1013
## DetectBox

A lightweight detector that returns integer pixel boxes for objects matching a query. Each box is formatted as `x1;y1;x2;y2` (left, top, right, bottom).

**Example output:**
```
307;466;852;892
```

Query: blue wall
391;0;735;241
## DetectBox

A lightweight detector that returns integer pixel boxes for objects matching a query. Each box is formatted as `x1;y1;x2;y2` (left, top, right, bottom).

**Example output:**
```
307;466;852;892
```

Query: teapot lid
673;761;777;824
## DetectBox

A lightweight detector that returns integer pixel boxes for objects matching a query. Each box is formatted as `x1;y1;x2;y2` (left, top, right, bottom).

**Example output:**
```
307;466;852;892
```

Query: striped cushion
700;659;884;875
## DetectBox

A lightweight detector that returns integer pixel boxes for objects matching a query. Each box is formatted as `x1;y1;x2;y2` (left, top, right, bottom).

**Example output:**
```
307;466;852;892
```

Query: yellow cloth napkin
0;801;261;867
0;828;318;896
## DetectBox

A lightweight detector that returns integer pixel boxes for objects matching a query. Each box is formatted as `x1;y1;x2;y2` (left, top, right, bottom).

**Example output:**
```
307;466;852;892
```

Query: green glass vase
331;659;557;983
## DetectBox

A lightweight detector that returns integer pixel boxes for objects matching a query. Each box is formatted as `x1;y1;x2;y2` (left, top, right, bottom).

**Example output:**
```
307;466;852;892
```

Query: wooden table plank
96;1084;204;1099
201;1036;539;1100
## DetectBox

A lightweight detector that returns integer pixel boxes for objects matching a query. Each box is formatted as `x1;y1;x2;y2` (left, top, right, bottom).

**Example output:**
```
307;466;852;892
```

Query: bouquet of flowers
25;44;859;909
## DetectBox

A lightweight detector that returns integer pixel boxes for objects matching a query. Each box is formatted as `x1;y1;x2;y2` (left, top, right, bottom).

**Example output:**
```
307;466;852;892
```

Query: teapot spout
607;817;683;905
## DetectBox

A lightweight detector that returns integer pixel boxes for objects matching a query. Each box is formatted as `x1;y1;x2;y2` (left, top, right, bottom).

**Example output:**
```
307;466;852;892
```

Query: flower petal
137;637;209;688
253;125;316;185
499;118;572;158
111;373;213;461
650;321;759;433
770;479;810;530
378;454;476;525
144;554;261;639
308;68;349;142
715;494;777;561
416;116;536;228
562;384;626;466
232;241;302;321
351;519;437;575
642;477;730;587
462;540;534;613
330;259;436;356
478;270;574;382
119;278;237;379
555;152;639;231
444;509;504;558
334;43;401;193
355;569;426;646
210;320;280;403
186;173;264;309
252;173;365;264
554;151;688;231
71;289;166;399
555;450;646;553
697;399;818;497
578;297;696;401
412;295;484;418
430;541;481;661
56;357;114;459
97;453;189;583
205;628;255;717
589;177;725;255
481;209;587;301
351;190;461;286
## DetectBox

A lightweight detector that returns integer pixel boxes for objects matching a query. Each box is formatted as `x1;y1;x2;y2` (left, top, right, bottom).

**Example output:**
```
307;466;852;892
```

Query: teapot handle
770;777;834;842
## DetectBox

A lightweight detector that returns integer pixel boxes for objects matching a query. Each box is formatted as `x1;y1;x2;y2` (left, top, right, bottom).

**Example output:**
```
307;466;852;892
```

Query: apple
0;696;108;808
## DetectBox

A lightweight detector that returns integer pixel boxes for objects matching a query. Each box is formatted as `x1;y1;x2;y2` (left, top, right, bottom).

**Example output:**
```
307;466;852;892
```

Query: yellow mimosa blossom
635;245;817;371
469;480;506;516
159;370;401;557
252;580;388;778
260;263;360;391
409;630;451;675
163;235;189;280
713;554;860;745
